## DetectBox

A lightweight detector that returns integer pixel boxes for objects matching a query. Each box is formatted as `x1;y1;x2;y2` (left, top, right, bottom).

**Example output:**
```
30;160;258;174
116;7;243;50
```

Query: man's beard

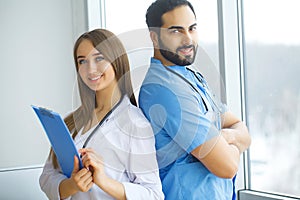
158;37;197;66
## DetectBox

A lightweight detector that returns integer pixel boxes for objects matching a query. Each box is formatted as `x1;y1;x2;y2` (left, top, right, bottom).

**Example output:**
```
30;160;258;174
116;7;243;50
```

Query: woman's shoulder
115;95;151;125
127;102;151;126
112;97;154;141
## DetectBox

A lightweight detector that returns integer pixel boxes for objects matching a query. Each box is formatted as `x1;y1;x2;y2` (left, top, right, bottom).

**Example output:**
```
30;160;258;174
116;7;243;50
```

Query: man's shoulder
142;61;171;85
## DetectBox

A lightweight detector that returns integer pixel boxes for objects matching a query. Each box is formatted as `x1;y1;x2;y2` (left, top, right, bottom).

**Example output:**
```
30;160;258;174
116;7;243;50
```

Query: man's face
157;5;198;66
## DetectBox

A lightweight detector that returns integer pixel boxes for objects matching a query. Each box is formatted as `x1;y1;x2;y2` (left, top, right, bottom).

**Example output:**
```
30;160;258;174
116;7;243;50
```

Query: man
138;0;251;199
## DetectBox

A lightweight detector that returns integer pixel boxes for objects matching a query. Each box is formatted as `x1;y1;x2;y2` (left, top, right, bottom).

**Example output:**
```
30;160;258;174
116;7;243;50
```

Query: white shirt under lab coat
39;95;164;200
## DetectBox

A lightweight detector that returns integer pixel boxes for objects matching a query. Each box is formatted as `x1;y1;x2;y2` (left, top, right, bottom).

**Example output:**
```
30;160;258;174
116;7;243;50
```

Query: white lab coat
39;95;164;200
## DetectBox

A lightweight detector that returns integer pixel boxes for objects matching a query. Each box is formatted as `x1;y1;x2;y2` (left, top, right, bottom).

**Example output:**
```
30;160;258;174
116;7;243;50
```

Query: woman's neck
94;86;122;121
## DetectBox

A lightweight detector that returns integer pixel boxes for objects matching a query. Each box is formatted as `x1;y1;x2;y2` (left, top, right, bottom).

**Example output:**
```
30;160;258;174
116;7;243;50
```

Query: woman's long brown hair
50;29;137;168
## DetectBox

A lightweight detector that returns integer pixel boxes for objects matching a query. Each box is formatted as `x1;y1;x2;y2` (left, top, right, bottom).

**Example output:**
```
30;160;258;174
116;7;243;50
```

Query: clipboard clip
39;107;54;118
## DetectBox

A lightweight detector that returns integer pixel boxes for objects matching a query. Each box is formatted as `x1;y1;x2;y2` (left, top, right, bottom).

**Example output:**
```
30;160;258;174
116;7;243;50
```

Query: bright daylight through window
243;0;300;198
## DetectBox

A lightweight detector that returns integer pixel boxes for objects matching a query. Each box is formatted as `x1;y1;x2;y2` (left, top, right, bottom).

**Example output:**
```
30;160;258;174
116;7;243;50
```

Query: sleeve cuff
122;182;163;200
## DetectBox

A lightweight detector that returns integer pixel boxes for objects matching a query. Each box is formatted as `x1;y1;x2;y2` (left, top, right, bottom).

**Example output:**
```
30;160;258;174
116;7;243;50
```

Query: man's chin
159;49;195;66
180;56;195;65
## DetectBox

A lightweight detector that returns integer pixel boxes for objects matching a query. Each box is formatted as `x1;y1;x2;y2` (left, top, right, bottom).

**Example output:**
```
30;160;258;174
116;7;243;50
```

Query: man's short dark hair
146;0;196;31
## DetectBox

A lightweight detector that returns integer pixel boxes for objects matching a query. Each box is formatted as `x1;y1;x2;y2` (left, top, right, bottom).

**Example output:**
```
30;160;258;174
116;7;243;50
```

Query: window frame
219;0;300;199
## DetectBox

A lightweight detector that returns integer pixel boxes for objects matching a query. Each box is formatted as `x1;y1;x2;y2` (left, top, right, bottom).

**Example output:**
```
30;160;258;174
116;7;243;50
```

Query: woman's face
76;39;117;92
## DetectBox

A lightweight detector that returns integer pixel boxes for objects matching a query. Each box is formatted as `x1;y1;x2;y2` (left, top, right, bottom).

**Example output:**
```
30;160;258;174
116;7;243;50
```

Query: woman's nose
87;61;98;73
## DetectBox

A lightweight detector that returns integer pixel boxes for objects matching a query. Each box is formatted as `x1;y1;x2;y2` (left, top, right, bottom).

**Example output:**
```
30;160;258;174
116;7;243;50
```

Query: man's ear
150;31;159;48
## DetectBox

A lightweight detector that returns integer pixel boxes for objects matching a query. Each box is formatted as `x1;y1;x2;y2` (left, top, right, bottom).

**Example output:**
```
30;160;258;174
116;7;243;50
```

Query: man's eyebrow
168;23;197;30
189;23;197;28
168;26;184;30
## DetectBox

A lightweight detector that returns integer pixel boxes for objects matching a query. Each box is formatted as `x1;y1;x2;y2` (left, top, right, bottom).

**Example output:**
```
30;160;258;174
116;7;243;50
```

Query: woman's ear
150;31;159;48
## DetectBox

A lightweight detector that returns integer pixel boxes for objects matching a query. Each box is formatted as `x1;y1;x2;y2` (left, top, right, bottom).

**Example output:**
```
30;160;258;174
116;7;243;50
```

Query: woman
39;29;164;200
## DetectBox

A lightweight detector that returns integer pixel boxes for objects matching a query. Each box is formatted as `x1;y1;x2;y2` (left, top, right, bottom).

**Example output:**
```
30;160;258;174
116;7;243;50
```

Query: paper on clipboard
32;105;83;178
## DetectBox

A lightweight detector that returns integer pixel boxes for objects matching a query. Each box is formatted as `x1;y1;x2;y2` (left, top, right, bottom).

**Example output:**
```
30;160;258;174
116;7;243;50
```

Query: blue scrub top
139;58;235;200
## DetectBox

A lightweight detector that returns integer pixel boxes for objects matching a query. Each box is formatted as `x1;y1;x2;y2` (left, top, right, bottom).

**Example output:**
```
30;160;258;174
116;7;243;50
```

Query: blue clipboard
32;105;83;178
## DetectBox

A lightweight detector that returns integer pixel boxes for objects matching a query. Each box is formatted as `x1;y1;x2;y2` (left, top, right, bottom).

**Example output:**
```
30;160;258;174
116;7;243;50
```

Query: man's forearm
221;121;251;153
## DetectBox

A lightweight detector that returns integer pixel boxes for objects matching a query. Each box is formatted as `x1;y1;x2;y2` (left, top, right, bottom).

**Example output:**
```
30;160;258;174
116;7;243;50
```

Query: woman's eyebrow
92;52;102;56
77;55;85;59
77;52;102;59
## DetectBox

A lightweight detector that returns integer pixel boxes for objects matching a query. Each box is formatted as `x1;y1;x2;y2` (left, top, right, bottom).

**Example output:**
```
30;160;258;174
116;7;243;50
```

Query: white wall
0;167;46;199
0;0;87;199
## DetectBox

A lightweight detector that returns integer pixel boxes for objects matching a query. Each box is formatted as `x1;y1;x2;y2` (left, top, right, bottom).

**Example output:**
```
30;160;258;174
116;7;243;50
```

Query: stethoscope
81;95;124;148
164;66;223;129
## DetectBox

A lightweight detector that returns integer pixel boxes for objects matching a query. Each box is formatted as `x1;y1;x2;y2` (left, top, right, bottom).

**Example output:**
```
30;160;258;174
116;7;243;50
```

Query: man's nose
182;31;193;45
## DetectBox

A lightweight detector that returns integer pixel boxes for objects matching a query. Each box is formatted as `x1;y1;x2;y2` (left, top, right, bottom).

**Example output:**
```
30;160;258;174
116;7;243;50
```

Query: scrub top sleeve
221;103;228;114
214;94;228;114
139;83;213;154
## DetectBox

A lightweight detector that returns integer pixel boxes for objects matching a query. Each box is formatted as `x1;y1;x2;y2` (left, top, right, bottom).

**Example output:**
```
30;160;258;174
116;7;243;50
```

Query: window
243;0;300;198
191;0;219;67
105;0;152;34
104;0;220;101
105;0;219;66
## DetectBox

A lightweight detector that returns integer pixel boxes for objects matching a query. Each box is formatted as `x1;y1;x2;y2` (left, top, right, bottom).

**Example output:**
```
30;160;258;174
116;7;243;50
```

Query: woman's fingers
72;156;80;174
72;167;93;192
80;149;102;168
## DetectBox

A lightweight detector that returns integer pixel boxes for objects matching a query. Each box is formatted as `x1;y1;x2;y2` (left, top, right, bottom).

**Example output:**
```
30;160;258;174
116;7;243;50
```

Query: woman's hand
70;155;94;192
79;148;126;200
59;156;93;198
79;148;106;187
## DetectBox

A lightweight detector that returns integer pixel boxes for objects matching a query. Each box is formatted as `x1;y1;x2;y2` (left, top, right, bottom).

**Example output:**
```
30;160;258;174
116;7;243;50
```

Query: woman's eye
95;56;105;62
78;59;87;65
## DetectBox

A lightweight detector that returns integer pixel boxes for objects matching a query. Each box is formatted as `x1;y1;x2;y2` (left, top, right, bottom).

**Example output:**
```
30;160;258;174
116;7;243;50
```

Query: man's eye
190;26;197;31
170;29;180;34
